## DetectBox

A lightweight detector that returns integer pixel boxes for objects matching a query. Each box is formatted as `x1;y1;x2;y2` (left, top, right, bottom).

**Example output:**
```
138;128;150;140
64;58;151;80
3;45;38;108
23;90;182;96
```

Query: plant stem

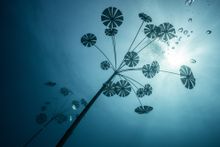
119;67;142;73
112;36;117;68
137;38;157;54
56;72;118;147
128;20;145;52
117;20;145;70
160;70;180;75
94;45;116;71
132;36;147;51
119;75;143;107
119;74;138;89
118;74;144;87
23;116;55;147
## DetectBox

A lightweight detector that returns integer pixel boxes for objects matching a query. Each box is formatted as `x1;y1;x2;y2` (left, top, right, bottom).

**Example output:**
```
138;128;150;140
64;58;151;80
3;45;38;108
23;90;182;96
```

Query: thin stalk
160;70;180;75
117;20;145;70
112;36;117;68
127;20;145;52
119;67;142;73
119;75;143;107
132;36;147;51
118;64;126;71
118;74;138;89
118;74;144;87
94;45;116;71
117;61;127;72
137;38;157;54
23;116;55;147
56;72;118;147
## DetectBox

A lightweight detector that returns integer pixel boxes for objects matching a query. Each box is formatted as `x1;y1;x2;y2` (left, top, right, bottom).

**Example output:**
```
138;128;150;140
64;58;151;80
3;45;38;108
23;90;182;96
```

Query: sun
165;48;189;68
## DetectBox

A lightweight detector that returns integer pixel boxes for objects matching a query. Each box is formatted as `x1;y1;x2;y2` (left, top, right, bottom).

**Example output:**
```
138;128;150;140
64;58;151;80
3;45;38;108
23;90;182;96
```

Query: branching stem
137;38;157;54
118;75;143;107
160;70;180;75
112;36;117;68
132;36;147;51
117;20;145;70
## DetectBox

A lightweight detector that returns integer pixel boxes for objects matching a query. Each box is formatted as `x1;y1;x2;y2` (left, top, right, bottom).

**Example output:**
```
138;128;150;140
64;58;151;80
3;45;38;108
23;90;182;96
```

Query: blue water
2;0;220;146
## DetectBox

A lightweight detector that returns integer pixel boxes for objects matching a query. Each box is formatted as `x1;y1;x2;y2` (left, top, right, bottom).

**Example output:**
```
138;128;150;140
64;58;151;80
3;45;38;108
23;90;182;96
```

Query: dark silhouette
56;6;196;146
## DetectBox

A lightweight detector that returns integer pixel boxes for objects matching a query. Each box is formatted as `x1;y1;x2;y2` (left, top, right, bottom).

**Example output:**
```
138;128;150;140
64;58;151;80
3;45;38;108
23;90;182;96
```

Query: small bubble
190;30;193;33
188;18;192;22
183;30;189;35
175;42;179;45
187;35;190;37
178;27;183;33
190;59;196;63
172;47;175;49
206;30;212;34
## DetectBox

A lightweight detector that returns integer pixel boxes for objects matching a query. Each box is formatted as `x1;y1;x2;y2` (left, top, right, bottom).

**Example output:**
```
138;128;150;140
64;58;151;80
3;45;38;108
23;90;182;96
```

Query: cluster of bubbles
184;1;212;35
164;17;199;64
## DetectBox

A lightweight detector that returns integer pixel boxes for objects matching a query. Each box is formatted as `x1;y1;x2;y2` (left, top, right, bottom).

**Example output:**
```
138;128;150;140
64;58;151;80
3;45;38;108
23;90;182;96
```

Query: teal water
2;0;220;146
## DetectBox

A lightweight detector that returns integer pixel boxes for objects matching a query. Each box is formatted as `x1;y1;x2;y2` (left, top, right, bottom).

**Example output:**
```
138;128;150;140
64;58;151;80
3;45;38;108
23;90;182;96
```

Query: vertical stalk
56;72;117;147
112;36;117;68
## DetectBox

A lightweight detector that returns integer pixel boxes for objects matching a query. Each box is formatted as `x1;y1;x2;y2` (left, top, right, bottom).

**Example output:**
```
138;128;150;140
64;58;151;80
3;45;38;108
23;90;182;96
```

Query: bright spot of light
72;104;76;110
165;49;189;68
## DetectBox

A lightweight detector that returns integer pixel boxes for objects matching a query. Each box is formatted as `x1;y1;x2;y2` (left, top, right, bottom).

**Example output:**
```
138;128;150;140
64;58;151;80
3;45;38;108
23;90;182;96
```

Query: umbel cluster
81;7;196;114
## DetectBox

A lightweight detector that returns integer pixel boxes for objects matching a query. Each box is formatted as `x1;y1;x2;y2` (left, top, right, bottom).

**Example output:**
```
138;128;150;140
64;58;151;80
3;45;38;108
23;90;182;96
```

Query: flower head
124;51;139;67
81;33;97;47
115;80;131;97
138;13;152;23
101;7;123;28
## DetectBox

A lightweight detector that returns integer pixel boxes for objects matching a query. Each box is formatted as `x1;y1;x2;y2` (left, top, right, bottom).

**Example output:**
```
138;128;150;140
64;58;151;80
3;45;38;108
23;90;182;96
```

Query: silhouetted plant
103;81;116;97
180;65;196;89
101;7;123;28
139;13;152;23
56;6;196;146
105;28;118;36
144;84;153;96
124;51;140;67
81;33;97;47
135;105;153;114
100;60;110;70
115;80;132;97
24;83;87;147
158;22;176;42
144;24;160;39
136;88;145;98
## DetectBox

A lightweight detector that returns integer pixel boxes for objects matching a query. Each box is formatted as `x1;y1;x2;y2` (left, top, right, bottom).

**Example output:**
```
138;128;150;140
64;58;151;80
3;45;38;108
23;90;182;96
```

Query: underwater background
2;0;220;146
